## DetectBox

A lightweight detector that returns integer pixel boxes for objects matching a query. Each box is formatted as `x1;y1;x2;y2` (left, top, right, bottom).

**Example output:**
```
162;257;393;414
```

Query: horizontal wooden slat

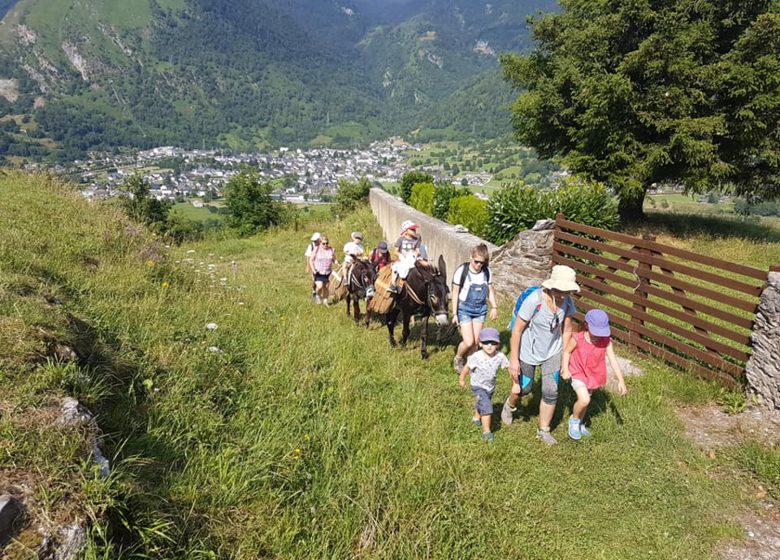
572;312;739;388
555;255;753;345
556;232;761;297
554;242;759;313
558;216;767;281
573;291;745;376
576;276;752;361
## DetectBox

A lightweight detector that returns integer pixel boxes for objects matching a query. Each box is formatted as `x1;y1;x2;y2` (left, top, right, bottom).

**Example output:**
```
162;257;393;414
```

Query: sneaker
453;355;465;374
388;283;399;294
472;417;481;427
501;400;515;426
568;417;582;441
314;295;322;304
536;429;558;445
579;423;592;437
482;432;494;443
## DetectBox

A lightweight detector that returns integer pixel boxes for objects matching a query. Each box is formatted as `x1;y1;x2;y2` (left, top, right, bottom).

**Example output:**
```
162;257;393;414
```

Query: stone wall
368;188;555;298
746;272;780;410
489;219;556;299
369;188;498;280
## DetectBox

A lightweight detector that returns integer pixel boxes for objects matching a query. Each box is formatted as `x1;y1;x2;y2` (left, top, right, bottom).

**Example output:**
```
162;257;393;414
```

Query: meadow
0;171;777;558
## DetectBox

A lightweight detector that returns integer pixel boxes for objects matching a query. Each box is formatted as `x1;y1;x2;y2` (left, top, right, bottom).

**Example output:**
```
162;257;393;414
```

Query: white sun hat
310;232;322;241
541;265;580;292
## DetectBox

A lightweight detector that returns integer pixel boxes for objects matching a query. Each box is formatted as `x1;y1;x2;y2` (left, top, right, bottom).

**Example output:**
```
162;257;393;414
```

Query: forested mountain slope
0;0;554;158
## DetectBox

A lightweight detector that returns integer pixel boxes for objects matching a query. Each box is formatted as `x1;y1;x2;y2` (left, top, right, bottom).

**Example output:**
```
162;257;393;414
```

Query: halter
404;267;443;315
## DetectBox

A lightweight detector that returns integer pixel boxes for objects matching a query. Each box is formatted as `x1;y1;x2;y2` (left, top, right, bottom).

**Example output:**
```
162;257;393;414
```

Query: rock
490;223;555;299
0;494;24;544
57;397;92;427
52;344;77;363
38;522;87;560
606;355;644;392
745;272;780;410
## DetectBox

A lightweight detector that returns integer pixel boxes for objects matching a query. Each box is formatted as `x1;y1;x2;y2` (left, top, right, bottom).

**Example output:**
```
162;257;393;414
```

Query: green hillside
2;171;778;558
0;0;554;159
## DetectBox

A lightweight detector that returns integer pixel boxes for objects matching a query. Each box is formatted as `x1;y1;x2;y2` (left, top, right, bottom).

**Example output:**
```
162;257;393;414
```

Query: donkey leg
364;301;372;328
346;295;351;317
354;299;361;324
420;315;430;360
387;308;399;347
400;313;411;348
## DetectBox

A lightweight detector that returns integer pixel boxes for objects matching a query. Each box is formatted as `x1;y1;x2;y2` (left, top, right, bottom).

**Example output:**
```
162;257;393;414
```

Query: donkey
386;255;449;360
346;259;377;326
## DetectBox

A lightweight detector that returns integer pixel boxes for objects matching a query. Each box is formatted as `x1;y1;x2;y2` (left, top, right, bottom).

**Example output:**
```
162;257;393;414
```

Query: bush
400;171;434;204
447;195;489;238
432;183;469;220
409;182;435;215
224;170;283;236
119;175;172;233
484;177;618;244
333;177;371;215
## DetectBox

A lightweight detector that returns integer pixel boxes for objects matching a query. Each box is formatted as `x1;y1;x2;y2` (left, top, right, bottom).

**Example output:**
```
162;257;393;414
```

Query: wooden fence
552;214;776;388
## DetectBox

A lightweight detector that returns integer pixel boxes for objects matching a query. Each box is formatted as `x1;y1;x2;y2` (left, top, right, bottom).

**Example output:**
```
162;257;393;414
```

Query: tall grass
0;171;771;558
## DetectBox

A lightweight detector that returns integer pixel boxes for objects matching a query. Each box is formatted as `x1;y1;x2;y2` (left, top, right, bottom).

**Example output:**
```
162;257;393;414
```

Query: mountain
0;0;556;158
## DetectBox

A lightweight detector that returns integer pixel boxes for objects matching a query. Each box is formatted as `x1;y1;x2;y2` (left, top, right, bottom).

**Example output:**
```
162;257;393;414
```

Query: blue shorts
313;273;330;283
458;310;486;324
471;386;494;416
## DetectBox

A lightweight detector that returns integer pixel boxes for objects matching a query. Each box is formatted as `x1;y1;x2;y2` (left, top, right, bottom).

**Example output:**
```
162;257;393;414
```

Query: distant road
0;0;19;20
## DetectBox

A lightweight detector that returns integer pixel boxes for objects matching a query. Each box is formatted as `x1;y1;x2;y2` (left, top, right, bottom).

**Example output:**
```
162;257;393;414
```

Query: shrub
447;195;489;238
484;177;618;244
400;171;434;204
484;182;551;244
119;175;172;233
432;183;469;220
333;177;371;215
409;182;435;215
224;170;283;236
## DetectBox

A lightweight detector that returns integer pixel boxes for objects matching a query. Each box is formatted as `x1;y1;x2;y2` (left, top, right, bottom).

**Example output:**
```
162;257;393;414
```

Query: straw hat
541;265;580;292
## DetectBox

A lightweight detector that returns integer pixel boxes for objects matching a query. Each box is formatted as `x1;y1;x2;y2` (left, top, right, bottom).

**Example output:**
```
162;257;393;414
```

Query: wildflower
207;346;223;353
293;448;302;460
161;281;170;289
206;322;218;330
146;259;156;268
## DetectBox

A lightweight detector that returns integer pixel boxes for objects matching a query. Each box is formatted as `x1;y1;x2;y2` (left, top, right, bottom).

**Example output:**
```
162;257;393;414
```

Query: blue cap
479;328;500;343
584;309;611;337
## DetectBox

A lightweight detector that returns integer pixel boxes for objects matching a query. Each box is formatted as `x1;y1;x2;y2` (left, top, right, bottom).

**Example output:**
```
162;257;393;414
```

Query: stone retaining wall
746;272;780;410
369;188;498;280
368;188;554;298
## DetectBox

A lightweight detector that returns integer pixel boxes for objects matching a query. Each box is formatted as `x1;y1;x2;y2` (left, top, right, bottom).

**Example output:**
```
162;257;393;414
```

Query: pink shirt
311;246;335;275
569;331;610;390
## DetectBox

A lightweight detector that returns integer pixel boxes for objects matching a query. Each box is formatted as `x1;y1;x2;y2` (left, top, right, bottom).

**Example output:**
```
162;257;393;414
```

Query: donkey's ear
438;255;447;279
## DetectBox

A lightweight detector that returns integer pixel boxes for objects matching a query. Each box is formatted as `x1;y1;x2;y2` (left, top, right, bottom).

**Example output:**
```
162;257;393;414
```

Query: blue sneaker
482;432;494;443
579;422;592;437
472;417;481;427
568;417;582;441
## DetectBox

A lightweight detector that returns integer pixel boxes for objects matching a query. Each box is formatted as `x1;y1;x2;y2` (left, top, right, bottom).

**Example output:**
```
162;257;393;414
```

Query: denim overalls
457;268;488;320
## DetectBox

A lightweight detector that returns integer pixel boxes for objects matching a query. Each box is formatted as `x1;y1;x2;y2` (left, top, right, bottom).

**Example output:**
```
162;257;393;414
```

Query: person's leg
314;280;324;303
456;319;475;358
470;320;484;355
502;362;534;425
480;412;491;434
572;384;591;421
537;355;561;444
321;281;330;305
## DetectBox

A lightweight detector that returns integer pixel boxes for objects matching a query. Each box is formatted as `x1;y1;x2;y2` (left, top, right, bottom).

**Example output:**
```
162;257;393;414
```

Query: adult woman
304;232;321;300
309;236;337;305
501;265;579;445
451;244;498;373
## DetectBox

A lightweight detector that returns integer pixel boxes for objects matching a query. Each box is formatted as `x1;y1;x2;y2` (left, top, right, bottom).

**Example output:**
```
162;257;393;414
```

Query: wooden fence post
628;233;654;352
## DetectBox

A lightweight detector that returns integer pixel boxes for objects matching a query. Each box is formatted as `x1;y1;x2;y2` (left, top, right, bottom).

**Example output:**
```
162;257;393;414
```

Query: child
342;231;365;284
389;220;422;293
369;240;392;270
459;328;509;442
561;309;627;440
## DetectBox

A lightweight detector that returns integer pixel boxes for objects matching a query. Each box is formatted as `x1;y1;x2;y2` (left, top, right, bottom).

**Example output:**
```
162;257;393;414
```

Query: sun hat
378;241;388;252
541;265;580;293
310;232;321;242
400;220;418;232
352;231;364;240
584;309;611;337
479;327;501;343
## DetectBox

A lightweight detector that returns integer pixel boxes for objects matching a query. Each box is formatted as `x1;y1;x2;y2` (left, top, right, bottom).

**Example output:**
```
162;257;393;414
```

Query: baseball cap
479;328;500;343
400;220;418;232
378;241;388;251
352;231;364;240
584;309;611;337
310;232;321;241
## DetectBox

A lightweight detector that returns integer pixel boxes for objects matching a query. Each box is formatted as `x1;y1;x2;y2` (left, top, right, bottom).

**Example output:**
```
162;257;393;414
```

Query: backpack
456;262;490;289
508;286;543;331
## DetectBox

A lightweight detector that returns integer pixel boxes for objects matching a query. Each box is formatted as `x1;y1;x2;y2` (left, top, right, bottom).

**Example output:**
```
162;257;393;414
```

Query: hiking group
306;221;628;444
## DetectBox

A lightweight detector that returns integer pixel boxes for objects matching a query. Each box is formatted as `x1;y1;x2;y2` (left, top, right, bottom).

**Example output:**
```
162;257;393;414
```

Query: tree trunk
618;191;646;222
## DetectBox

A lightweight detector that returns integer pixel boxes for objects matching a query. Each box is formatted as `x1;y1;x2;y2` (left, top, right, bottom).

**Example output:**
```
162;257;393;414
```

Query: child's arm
606;342;627;395
459;364;470;388
561;336;577;380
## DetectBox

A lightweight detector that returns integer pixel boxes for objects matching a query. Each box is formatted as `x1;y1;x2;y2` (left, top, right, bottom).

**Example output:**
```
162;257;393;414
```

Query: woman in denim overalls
451;244;498;374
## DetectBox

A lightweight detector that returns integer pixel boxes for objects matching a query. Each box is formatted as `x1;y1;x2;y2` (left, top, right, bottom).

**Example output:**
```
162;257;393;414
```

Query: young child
561;309;627;440
459;327;509;442
389;220;421;293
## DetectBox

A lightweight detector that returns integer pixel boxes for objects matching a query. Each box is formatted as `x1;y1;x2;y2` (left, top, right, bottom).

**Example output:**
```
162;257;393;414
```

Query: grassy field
0;171;776;558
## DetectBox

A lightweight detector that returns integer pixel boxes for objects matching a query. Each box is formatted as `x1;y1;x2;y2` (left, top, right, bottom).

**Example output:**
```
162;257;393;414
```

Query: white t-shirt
452;264;491;302
467;350;509;392
343;241;365;257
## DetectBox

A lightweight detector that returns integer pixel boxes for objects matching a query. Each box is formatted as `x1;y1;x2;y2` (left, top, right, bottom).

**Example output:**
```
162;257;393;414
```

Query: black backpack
456;261;490;288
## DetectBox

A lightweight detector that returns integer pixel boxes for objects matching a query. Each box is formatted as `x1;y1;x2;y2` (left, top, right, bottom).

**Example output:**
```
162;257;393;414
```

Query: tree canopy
501;0;780;219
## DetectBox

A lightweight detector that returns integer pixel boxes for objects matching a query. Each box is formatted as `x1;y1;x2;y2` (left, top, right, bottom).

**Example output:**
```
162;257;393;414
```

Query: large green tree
501;0;780;219
224;170;282;236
